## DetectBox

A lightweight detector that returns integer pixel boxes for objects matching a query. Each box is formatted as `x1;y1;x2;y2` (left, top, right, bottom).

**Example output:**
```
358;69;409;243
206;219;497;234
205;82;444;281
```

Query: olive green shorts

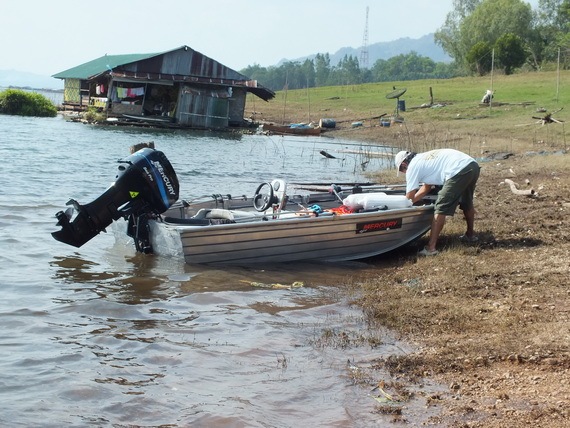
435;161;480;216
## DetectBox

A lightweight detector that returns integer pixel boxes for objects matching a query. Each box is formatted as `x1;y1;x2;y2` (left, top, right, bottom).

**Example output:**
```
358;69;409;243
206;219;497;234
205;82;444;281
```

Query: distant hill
0;69;63;90
279;34;451;67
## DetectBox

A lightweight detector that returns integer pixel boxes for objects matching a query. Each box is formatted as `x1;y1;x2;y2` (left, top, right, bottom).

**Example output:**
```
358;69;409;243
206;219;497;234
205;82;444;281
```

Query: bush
0;89;58;117
83;107;107;123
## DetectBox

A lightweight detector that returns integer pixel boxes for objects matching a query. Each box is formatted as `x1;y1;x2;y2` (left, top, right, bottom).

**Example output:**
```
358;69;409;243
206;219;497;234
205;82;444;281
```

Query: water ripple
0;114;442;426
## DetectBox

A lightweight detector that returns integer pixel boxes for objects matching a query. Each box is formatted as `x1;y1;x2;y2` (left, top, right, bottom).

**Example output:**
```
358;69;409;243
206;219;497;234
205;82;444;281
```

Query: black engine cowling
52;148;179;249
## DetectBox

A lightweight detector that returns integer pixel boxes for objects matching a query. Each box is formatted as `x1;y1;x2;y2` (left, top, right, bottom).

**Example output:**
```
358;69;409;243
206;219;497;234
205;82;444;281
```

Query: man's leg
426;213;446;252
463;206;476;237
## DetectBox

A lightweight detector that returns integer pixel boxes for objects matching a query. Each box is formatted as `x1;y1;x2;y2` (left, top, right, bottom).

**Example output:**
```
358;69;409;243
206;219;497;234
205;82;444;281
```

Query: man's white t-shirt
406;149;475;193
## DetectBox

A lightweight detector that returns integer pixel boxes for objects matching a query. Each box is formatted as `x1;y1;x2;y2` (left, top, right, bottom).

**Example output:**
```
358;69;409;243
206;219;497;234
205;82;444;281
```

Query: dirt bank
253;99;569;425
353;151;569;427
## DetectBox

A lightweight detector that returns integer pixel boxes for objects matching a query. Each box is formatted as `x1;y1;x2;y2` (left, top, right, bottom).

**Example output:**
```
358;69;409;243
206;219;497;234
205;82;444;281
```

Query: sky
1;0;540;77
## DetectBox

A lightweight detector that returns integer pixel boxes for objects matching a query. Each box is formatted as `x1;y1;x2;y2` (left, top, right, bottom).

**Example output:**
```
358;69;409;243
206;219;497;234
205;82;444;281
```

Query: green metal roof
52;52;161;79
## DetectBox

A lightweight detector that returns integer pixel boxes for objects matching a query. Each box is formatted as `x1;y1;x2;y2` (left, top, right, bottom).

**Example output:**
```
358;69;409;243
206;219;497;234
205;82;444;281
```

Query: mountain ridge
278;33;451;67
0;69;63;90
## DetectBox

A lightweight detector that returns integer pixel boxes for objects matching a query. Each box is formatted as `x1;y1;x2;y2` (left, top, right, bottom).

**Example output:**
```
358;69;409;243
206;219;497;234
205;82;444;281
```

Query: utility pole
556;47;560;102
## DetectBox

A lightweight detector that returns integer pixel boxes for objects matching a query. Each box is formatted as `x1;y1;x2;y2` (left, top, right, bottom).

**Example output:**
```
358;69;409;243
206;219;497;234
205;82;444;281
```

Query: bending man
394;149;480;256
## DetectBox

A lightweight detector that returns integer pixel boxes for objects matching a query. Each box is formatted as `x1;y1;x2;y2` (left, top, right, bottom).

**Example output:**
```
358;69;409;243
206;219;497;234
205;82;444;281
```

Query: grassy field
246;70;568;157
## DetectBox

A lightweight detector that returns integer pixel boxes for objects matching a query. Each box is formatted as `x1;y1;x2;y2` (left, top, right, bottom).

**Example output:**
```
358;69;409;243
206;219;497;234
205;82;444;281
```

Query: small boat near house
260;122;322;136
51;148;434;265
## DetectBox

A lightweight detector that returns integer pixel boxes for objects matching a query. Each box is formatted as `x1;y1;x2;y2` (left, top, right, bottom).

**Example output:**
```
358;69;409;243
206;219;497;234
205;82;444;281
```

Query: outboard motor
52;148;179;252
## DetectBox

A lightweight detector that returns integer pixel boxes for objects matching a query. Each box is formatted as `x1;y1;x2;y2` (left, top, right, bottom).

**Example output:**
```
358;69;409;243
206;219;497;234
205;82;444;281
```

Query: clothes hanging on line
116;87;145;98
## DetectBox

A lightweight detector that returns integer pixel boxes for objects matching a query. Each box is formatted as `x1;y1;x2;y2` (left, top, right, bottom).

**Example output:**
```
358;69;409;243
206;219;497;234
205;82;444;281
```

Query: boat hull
149;206;433;265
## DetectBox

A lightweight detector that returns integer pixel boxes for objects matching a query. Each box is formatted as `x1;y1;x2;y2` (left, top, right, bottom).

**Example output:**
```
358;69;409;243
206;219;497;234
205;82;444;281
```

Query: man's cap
394;150;410;175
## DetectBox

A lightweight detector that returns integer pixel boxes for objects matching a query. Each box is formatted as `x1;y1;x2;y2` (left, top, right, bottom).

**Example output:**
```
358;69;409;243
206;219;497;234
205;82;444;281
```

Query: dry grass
247;77;570;426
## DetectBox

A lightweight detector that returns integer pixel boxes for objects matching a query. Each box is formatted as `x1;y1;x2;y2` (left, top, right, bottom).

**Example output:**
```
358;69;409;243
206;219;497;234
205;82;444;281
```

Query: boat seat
163;208;236;225
192;208;235;221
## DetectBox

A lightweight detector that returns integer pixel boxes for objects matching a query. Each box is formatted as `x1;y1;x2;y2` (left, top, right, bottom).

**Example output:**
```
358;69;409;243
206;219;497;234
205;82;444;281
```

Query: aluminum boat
52;148;434;265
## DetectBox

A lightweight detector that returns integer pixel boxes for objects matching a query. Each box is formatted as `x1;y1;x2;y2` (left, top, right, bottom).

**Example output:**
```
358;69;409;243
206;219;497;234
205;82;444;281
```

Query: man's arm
406;184;432;204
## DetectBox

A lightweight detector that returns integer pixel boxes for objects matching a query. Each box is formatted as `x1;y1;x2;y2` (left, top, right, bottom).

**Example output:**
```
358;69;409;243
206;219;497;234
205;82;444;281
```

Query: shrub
83;107;107;123
0;89;58;117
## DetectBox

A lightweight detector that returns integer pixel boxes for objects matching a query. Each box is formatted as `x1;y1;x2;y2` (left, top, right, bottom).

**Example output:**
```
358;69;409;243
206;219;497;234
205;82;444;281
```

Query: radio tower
360;6;369;69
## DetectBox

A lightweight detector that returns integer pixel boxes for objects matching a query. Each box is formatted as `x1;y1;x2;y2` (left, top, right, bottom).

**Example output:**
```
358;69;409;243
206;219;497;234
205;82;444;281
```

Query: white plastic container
343;192;412;210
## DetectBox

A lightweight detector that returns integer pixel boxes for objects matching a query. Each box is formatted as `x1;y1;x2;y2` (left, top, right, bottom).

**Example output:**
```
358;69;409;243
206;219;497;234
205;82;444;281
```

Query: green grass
270;71;568;118
249;70;569;154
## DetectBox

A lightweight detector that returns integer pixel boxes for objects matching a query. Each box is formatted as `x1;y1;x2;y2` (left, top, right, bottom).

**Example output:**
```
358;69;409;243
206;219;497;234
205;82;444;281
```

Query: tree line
241;52;459;92
241;0;569;92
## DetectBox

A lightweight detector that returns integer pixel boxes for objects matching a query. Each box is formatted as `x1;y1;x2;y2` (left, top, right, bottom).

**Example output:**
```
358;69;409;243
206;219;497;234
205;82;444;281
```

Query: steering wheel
253;182;275;212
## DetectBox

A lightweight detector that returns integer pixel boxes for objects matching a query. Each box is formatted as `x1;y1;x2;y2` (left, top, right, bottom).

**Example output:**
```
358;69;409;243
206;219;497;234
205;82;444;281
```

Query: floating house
52;45;275;129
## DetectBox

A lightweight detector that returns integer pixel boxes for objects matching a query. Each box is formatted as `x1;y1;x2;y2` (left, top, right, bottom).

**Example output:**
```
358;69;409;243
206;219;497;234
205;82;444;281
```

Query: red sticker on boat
356;218;402;233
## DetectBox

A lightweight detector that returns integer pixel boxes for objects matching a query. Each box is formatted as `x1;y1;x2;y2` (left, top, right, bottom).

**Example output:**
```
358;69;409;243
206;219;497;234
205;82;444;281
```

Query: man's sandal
418;247;439;257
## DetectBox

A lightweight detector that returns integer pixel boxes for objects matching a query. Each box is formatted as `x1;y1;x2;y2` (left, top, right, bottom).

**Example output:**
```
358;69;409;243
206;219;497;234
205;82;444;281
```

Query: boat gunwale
158;204;434;231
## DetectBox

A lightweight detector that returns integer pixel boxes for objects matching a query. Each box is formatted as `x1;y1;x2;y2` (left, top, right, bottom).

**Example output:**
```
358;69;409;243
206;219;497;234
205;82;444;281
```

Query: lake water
0;114;439;426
